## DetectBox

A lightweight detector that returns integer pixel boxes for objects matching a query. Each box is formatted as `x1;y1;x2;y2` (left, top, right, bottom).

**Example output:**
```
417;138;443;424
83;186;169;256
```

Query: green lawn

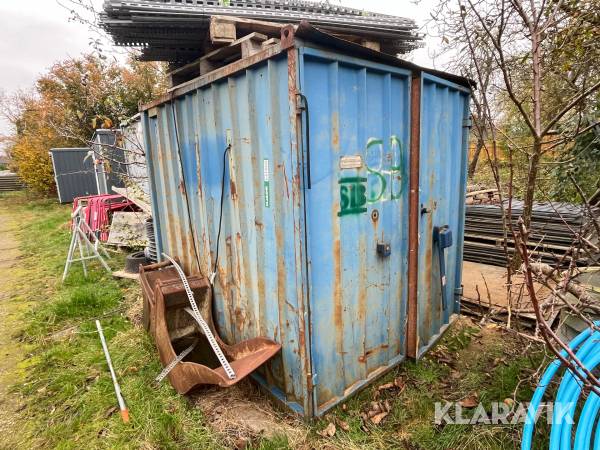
0;192;550;449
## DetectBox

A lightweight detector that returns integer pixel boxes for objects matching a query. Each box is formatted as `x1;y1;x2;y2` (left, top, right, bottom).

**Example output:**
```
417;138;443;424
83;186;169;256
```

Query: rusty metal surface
299;46;411;415
141;35;472;415
416;74;471;358
142;50;309;413
139;263;281;393
406;72;422;359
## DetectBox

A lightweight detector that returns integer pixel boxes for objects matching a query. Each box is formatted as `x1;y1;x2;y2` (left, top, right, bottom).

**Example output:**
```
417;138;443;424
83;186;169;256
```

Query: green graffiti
337;136;405;217
365;135;404;203
338;177;368;216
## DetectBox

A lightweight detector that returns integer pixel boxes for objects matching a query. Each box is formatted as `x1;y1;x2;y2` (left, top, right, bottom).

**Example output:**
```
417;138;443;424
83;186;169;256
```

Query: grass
0;191;551;449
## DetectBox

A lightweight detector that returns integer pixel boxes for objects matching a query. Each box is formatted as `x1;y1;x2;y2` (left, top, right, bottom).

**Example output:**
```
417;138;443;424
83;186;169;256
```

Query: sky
0;0;442;149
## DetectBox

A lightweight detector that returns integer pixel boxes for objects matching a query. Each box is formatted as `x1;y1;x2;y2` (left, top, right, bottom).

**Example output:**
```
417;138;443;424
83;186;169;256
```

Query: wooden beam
209;18;236;45
360;39;381;52
210;15;286;38
167;32;270;88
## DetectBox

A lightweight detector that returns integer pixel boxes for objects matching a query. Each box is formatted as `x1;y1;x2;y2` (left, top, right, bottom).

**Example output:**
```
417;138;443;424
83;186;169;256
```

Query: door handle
433;225;453;311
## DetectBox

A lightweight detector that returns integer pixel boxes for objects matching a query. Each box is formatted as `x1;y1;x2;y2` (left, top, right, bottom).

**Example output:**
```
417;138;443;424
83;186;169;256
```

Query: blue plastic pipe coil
522;322;600;450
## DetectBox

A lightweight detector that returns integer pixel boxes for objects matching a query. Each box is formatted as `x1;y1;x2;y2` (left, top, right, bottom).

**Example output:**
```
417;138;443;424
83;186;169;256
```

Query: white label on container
263;159;270;208
340;155;363;170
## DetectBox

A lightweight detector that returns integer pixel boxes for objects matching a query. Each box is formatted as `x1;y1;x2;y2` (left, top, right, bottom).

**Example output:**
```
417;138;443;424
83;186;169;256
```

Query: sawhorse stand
62;205;111;282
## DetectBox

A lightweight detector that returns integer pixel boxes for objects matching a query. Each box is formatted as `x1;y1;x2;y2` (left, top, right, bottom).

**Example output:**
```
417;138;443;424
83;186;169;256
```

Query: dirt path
0;208;27;443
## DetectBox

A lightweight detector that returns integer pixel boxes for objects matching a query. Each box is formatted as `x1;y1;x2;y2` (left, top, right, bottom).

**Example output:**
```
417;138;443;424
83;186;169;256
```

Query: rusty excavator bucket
139;259;281;394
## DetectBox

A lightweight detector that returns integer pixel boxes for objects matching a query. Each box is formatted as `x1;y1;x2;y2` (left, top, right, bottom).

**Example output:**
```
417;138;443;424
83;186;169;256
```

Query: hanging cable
170;98;202;273
211;143;231;284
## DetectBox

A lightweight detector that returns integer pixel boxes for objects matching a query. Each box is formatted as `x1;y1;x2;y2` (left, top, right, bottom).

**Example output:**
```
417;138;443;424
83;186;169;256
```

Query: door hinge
307;372;317;391
454;286;464;298
295;92;305;115
463;117;473;128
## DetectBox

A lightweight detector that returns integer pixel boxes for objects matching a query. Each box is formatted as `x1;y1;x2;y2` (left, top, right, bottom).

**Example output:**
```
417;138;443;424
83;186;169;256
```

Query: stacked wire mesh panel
463;201;600;267
101;0;422;63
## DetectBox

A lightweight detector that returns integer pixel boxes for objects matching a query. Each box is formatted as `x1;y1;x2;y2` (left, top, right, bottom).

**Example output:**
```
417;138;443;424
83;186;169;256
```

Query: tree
434;0;600;226
2;54;167;194
432;0;600;393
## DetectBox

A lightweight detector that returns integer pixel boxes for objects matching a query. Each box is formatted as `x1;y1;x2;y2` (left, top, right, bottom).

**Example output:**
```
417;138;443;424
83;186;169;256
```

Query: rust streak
282;164;290;199
229;179;238;201
407;72;421;359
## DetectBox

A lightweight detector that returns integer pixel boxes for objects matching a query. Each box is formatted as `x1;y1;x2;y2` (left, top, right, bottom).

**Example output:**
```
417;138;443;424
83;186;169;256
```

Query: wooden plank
262;37;281;48
209;18;236;45
112;186;152;215
145;43;285;109
210;15;286;37
466;188;498;197
107;211;148;247
202;32;268;62
360;39;381;52
168;32;269;87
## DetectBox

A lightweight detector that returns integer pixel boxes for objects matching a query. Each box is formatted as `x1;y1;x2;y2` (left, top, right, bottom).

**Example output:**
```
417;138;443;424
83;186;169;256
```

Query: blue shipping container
141;24;472;416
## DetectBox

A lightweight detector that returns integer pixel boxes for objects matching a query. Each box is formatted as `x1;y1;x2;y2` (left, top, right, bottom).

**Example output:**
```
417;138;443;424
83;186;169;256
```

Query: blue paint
141;43;471;416
417;75;471;358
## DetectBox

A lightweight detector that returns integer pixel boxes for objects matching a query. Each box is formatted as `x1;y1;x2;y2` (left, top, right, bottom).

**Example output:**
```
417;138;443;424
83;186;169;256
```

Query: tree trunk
467;137;484;179
522;139;542;229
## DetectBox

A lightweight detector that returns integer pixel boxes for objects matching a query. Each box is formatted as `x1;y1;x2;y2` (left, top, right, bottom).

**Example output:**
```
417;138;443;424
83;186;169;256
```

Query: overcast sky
0;0;442;145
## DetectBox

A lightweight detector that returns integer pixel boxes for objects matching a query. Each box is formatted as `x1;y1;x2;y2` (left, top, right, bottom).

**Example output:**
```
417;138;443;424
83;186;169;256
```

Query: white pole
96;320;129;423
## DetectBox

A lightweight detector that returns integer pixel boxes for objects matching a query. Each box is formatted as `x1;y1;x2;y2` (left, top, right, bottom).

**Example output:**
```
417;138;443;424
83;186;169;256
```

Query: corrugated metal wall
416;74;470;357
50;148;97;203
141;41;471;416
143;54;310;413
299;48;411;414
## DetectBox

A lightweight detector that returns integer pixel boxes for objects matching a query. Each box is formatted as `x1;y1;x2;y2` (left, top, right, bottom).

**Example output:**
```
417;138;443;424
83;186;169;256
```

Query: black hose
214;143;231;276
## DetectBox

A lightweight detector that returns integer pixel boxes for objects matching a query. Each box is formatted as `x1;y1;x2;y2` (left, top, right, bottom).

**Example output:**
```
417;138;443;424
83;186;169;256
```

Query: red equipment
72;194;139;242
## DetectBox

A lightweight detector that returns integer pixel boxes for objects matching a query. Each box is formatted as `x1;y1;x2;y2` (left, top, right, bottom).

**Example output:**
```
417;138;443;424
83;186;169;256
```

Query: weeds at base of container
1;191;548;449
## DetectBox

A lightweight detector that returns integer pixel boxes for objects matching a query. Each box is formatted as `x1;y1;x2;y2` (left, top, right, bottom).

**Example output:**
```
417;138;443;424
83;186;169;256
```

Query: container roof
140;21;473;111
295;21;475;90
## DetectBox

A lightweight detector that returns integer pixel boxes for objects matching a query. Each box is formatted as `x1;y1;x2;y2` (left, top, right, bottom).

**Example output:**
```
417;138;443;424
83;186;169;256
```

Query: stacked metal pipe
101;0;422;63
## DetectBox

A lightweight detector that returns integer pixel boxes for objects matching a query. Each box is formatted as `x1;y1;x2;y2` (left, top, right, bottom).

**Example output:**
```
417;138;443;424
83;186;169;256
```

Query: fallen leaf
104;406;118;418
336;418;350;432
370;411;388;425
459;394;479;408
503;398;515;407
367;402;383;417
341;403;348;411
383;399;391;412
234;438;249;449
378;382;395;391
437;355;454;365
393;377;405;389
318;422;336;437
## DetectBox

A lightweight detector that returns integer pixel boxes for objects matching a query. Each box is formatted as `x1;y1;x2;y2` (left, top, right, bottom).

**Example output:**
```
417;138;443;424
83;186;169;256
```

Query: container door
299;48;411;415
416;74;471;358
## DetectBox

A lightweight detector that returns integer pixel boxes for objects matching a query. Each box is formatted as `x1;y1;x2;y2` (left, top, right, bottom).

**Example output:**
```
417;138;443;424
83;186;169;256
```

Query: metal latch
433;225;453;311
377;242;391;257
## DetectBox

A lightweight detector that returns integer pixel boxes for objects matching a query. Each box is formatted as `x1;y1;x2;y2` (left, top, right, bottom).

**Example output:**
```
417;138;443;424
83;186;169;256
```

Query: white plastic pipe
96;320;129;423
